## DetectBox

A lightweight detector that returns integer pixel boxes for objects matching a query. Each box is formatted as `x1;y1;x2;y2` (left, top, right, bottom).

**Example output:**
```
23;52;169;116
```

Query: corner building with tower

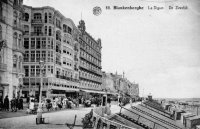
22;5;80;98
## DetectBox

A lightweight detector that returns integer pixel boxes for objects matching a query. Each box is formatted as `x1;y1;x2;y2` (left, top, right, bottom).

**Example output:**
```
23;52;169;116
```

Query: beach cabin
185;115;200;129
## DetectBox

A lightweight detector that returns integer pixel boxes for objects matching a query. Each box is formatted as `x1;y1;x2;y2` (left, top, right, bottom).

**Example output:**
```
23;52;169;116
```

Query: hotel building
22;5;80;98
78;20;103;95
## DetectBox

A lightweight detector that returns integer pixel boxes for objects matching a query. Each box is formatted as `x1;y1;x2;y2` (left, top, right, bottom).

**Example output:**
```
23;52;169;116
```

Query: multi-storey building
22;5;80;98
78;20;103;95
0;0;24;100
102;71;140;99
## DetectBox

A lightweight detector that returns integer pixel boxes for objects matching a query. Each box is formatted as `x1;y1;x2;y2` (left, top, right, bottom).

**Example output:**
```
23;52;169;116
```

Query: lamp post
36;59;45;124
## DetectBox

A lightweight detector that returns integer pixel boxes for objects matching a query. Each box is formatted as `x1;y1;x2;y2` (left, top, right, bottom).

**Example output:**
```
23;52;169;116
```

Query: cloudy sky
24;0;200;98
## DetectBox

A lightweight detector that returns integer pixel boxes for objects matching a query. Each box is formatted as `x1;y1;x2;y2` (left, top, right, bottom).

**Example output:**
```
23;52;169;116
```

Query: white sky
23;0;200;98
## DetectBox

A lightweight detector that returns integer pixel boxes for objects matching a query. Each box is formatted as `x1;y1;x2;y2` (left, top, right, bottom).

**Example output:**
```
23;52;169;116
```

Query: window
68;27;72;34
44;26;47;35
36;65;40;76
31;38;35;49
36;38;40;49
18;34;22;48
13;32;17;48
24;13;29;21
56;30;61;41
63;57;66;64
41;38;46;49
30;66;35;76
24;51;29;62
63;24;67;33
41;51;46;61
24;66;29;77
56;18;61;29
50;51;53;62
30;51;35;62
49;26;52;36
36;51;40;62
24;25;29;35
24;38;29;49
49;13;52;23
33;13;42;19
34;26;42;35
45;13;47;23
0;25;2;40
13;55;17;68
47;51;51;62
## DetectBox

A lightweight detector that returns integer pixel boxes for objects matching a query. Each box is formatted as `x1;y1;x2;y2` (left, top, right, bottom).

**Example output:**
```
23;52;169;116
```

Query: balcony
31;32;43;36
0;63;7;72
56;75;79;83
13;24;23;32
12;45;25;53
31;19;43;24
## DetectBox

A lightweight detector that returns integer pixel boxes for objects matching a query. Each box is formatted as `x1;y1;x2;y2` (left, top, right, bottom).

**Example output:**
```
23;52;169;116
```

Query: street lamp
36;59;45;124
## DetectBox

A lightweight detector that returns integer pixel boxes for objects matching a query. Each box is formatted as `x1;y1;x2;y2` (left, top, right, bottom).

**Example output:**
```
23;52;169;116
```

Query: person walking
4;96;9;111
0;97;3;111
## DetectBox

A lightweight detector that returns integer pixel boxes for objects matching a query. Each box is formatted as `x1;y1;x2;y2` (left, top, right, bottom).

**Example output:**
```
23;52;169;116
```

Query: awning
80;89;106;94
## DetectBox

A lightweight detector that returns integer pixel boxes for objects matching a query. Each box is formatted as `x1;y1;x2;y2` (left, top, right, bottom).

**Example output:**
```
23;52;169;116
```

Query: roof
187;115;200;120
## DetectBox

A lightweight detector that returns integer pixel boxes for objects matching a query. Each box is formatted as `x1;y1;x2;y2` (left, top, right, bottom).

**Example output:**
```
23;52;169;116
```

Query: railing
13;24;23;32
12;45;25;53
0;63;7;71
31;19;43;23
56;75;79;83
31;32;43;36
93;106;135;129
140;103;172;119
119;105;168;129
131;106;182;129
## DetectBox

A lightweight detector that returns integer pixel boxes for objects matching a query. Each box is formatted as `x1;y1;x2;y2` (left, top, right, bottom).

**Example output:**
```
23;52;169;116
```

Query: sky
23;0;200;98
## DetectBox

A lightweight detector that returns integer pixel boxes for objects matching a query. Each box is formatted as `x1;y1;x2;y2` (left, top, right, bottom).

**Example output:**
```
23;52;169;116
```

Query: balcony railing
0;63;7;72
12;45;25;53
31;32;43;36
13;24;23;32
31;19;43;24
56;75;79;83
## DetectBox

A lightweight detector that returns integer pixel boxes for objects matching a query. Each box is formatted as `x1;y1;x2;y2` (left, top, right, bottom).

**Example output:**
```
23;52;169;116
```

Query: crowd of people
0;96;24;112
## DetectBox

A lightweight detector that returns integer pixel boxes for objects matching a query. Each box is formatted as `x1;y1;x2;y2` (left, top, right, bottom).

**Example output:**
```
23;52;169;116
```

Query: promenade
0;101;124;129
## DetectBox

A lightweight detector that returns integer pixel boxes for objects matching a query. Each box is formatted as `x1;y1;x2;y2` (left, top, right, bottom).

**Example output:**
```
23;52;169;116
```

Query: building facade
78;20;103;94
22;5;80;98
102;72;139;99
0;0;24;100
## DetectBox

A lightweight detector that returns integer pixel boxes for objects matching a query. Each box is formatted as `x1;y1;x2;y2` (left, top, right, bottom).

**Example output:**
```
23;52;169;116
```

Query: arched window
24;13;29;21
45;13;47;23
0;25;2;40
56;30;61;41
13;32;17;48
13;55;17;68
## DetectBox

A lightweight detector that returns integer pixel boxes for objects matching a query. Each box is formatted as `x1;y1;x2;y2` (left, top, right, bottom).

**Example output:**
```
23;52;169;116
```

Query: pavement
0;101;123;129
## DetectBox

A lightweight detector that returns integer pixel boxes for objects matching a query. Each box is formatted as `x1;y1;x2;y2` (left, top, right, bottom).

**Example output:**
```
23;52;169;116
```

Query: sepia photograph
0;0;200;128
